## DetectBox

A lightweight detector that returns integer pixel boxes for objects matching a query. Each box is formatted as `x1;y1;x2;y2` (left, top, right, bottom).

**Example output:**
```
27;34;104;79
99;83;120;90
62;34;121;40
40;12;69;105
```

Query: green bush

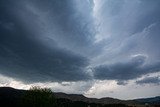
21;86;56;107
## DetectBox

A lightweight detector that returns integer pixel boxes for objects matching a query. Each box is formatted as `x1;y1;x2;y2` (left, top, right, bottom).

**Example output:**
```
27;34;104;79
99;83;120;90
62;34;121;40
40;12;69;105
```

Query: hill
134;96;160;105
0;87;159;107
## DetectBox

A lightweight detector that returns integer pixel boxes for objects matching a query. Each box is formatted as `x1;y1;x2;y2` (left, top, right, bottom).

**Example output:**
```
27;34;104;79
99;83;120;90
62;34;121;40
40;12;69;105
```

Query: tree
21;86;56;107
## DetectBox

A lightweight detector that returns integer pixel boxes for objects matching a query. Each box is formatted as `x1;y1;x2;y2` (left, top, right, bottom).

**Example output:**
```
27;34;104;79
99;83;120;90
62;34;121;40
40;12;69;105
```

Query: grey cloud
92;0;160;67
1;0;160;85
93;0;160;72
13;0;98;57
0;29;90;82
98;0;160;36
0;0;93;83
136;76;160;85
93;55;160;82
117;81;128;85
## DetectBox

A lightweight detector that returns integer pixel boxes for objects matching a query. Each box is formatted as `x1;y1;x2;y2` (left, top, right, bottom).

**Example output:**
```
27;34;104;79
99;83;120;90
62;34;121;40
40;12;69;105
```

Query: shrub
21;86;56;107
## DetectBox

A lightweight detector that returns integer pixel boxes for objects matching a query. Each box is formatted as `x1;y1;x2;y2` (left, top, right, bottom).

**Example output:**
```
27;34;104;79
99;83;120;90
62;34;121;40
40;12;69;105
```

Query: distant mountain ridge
0;87;159;106
54;92;136;105
134;96;160;105
54;91;160;105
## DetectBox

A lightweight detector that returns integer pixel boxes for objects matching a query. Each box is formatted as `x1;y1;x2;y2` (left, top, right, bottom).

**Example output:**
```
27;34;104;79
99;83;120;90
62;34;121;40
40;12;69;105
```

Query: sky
0;0;160;99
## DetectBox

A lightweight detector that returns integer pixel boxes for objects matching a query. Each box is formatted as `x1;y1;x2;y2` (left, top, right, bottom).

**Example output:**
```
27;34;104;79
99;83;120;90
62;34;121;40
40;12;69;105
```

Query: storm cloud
136;76;160;85
0;0;95;82
92;0;160;84
93;55;160;82
0;0;160;89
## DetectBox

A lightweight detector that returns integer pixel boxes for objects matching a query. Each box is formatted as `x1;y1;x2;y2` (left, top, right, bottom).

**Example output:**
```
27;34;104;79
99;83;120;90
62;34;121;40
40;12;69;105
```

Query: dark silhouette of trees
0;87;130;107
21;86;56;107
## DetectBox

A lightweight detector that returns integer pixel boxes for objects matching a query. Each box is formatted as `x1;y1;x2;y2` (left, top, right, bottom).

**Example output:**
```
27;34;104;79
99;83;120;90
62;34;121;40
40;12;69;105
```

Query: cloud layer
93;55;160;82
0;0;94;82
0;0;160;87
136;76;160;85
92;0;160;83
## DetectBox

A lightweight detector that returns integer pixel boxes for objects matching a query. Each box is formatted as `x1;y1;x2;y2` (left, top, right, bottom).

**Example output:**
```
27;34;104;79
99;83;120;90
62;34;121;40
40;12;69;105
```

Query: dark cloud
0;26;90;82
0;0;93;83
10;0;97;57
136;76;160;85
93;55;160;82
0;0;160;86
117;81;128;85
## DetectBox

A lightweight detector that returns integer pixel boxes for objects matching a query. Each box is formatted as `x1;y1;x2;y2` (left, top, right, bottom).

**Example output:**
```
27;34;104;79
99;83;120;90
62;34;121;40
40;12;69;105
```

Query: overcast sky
0;0;160;99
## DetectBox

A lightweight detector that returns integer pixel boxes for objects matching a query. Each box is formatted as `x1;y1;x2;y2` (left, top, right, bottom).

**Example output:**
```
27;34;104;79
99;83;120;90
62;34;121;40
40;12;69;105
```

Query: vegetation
20;86;130;107
0;87;133;107
56;98;128;107
21;86;56;107
20;86;128;107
